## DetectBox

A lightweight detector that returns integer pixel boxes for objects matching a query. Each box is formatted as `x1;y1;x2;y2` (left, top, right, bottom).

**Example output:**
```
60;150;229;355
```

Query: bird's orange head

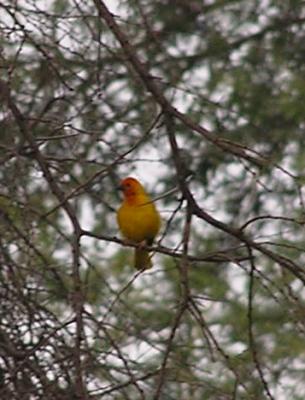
119;177;146;201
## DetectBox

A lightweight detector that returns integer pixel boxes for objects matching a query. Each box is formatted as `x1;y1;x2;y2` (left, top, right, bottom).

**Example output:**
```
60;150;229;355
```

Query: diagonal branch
0;79;87;399
92;0;268;168
90;1;305;285
153;193;192;399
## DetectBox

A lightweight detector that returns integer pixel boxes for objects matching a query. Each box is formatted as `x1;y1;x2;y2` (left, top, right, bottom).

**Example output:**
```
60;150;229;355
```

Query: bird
117;177;161;270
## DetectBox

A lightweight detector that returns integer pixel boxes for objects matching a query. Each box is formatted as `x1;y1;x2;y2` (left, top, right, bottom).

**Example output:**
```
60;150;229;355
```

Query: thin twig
247;245;275;400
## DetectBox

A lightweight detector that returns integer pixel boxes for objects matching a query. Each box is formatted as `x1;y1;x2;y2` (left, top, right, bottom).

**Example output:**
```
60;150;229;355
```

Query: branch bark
0;79;88;399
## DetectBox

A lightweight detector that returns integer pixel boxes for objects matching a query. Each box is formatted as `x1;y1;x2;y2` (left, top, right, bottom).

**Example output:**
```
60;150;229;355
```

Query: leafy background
1;0;305;399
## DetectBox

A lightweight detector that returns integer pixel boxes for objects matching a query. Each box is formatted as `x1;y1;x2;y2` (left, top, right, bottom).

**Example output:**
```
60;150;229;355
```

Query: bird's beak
117;183;123;192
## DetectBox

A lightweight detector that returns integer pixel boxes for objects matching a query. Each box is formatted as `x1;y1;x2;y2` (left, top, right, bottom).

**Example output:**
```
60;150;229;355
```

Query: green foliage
1;0;305;398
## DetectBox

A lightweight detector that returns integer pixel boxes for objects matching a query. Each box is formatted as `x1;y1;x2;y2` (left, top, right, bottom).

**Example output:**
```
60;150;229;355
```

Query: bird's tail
134;248;152;270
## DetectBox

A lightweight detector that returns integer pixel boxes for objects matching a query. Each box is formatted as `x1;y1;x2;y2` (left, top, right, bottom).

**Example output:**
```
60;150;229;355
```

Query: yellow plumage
117;177;160;269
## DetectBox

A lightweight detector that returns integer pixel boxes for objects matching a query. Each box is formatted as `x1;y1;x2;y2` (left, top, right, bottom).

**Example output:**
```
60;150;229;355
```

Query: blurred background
1;0;305;399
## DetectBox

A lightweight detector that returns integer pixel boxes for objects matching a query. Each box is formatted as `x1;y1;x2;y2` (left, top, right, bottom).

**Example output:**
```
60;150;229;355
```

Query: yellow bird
117;177;161;269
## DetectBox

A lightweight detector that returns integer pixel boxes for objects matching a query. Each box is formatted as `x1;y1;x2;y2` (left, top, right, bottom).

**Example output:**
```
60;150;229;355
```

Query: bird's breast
117;201;160;243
